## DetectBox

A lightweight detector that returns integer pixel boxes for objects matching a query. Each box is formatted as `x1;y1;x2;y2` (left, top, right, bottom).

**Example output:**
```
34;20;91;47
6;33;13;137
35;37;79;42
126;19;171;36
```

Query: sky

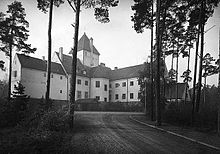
0;0;220;87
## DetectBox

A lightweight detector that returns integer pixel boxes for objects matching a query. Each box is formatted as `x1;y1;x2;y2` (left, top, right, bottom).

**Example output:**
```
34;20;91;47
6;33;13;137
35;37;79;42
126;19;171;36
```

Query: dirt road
71;112;219;154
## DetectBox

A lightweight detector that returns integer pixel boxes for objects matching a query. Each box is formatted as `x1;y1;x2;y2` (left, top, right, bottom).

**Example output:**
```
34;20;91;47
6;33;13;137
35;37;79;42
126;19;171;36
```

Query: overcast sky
0;0;220;86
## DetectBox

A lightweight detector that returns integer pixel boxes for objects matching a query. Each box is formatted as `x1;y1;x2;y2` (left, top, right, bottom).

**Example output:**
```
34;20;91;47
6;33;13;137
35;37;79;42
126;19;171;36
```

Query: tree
37;0;64;105
138;62;151;115
0;1;36;100
66;0;119;128
12;81;30;112
131;0;155;120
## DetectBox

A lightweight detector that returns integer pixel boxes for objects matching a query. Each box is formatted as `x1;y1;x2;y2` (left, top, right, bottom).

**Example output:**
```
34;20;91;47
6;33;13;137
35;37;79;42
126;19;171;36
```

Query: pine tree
12;81;30;121
37;0;64;105
67;0;119;128
0;1;36;100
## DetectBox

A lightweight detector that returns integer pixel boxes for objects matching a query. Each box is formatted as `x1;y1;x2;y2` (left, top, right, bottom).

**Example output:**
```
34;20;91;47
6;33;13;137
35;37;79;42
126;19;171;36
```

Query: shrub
38;110;70;132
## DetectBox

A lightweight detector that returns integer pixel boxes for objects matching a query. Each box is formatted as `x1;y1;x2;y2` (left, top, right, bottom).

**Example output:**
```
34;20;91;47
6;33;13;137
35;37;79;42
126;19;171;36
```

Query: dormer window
83;70;86;75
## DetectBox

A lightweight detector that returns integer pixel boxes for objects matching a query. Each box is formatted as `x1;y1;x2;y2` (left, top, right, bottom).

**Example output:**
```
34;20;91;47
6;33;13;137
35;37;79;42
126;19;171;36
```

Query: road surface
71;112;219;154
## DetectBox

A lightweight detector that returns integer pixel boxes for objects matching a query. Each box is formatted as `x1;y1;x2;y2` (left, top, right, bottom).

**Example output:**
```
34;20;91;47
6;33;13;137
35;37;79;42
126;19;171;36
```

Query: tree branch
67;0;76;12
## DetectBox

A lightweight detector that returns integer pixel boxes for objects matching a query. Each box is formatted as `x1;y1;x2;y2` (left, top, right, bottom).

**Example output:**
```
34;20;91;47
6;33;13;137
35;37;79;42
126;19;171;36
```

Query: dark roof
90;65;112;78
58;53;145;80
69;33;100;55
110;64;145;81
17;54;65;75
57;52;90;77
165;83;187;99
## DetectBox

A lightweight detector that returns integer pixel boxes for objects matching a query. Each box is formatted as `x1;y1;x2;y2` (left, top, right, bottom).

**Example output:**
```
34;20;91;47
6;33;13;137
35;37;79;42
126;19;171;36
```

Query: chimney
100;63;105;67
42;56;45;61
59;47;63;61
114;67;118;70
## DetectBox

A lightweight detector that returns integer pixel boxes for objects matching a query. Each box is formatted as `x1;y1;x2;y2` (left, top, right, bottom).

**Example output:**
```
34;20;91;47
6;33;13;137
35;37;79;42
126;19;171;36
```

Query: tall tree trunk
176;51;179;104
191;2;202;124
70;0;81;129
155;0;161;126
8;42;12;100
150;0;154;121
218;27;220;134
184;42;191;104
45;0;54;105
196;0;205;113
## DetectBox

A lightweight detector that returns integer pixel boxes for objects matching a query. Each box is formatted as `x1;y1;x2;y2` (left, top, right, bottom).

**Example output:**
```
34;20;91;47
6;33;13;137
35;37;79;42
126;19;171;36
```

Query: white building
11;33;154;102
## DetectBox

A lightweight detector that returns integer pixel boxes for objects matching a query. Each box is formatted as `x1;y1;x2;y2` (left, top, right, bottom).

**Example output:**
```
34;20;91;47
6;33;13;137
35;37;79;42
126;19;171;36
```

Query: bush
0;109;72;154
162;102;192;126
38;110;70;132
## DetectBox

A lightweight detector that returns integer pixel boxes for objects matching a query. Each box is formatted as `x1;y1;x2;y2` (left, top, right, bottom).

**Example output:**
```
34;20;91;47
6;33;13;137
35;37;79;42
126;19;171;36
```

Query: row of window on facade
77;91;89;99
112;93;137;100
110;81;138;89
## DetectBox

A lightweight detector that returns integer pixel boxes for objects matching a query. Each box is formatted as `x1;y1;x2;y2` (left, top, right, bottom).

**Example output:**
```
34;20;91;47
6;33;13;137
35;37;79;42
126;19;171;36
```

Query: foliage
0;82;29;127
66;0;119;23
0;60;5;71
163;85;220;131
0;1;36;55
181;69;192;83
202;53;218;77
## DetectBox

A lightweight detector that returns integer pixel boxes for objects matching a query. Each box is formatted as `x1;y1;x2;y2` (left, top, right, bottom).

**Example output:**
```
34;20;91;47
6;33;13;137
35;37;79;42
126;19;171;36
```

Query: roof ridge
111;63;144;71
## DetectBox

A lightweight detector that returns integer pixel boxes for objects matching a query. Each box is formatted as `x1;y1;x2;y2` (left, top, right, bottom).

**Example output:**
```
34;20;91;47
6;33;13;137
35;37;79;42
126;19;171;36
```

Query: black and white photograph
0;0;220;153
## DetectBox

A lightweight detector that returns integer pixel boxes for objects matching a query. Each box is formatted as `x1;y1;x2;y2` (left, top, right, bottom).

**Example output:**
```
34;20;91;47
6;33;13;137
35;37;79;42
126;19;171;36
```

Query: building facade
11;33;160;102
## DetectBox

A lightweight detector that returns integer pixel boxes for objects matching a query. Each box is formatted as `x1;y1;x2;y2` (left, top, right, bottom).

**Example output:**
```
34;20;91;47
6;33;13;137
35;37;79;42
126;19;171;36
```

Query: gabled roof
17;54;65;75
57;52;145;80
110;64;145;81
56;52;90;77
90;65;112;78
165;83;188;99
69;33;100;55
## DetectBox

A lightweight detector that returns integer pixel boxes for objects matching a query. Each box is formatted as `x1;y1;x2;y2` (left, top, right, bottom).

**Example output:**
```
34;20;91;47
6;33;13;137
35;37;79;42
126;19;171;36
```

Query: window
77;79;81;85
115;94;119;100
109;84;112;88
122;82;126;87
60;76;62;80
95;81;100;88
85;91;89;98
44;73;46;77
130;93;134;99
115;83;120;88
104;84;107;91
51;74;53;78
122;94;126;99
60;90;62;93
77;91;81;99
104;97;107;102
85;80;88;86
13;71;17;77
130;81;134;86
96;96;100;100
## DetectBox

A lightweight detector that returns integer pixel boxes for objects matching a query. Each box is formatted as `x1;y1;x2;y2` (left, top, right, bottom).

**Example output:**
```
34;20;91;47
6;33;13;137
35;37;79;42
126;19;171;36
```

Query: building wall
92;53;99;67
67;75;90;100
79;50;99;67
90;78;109;102
110;77;140;102
77;50;83;64
12;66;67;100
11;54;22;92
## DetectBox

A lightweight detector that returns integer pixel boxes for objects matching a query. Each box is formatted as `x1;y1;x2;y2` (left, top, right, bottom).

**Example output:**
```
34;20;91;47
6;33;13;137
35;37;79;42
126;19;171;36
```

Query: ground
71;111;220;154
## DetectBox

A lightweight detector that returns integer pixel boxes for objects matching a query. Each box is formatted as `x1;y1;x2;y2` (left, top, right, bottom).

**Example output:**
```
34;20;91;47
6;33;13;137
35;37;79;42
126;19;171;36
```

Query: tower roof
69;33;100;55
